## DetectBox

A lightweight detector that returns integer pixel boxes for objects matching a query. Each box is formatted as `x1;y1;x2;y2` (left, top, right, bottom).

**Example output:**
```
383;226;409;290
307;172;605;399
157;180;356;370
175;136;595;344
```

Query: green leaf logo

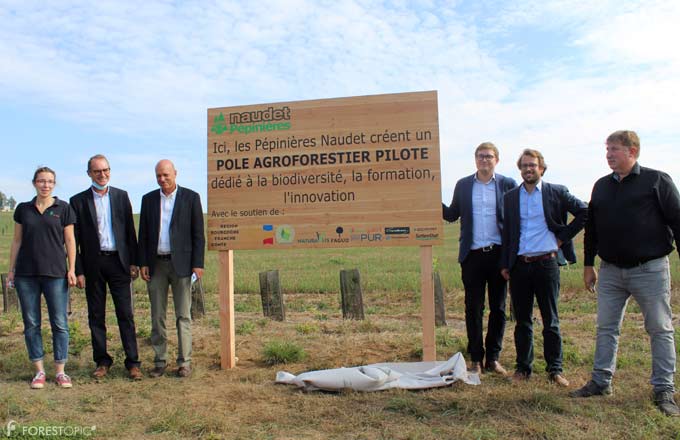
211;112;228;135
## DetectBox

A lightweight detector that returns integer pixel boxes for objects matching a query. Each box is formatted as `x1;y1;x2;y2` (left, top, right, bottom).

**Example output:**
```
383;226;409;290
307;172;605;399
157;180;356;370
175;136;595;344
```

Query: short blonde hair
606;130;640;158
475;142;499;159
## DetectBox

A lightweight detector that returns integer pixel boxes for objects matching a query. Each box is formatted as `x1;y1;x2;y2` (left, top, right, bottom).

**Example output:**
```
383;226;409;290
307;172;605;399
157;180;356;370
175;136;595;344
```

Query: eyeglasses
90;168;110;175
476;154;496;161
35;179;55;185
520;163;539;169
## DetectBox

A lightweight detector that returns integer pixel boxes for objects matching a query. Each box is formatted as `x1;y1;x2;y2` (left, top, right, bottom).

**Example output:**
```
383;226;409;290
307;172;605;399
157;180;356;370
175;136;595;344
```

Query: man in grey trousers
571;130;680;416
138;159;205;378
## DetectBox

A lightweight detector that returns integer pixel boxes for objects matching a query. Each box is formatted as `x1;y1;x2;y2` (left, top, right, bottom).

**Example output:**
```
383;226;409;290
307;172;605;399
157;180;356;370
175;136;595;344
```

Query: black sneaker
569;380;612;398
654;390;680;417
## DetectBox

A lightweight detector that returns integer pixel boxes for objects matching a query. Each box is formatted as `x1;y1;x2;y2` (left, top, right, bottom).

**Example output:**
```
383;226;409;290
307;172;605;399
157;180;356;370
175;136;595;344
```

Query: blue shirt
471;173;501;249
518;180;558;256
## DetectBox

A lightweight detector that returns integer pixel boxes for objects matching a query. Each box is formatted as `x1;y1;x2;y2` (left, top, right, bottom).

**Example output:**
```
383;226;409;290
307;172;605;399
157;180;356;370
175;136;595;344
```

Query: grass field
1;211;680;439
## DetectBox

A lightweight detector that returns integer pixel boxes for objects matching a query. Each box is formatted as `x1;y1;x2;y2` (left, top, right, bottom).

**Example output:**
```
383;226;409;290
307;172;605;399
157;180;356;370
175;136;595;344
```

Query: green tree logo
211;113;228;135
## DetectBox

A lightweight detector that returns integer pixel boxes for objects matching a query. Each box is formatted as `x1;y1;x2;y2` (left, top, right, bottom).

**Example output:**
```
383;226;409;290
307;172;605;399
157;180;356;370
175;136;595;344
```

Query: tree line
0;190;17;210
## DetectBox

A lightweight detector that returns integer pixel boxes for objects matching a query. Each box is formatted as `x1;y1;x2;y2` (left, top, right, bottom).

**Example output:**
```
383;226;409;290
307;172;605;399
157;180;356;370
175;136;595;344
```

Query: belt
519;252;556;263
99;250;118;256
611;257;656;269
471;244;499;253
157;254;172;260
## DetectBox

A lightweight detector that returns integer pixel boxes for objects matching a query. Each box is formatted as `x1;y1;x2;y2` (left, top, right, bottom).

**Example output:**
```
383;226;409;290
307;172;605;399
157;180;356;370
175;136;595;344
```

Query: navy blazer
443;173;517;263
138;186;205;277
501;181;587;270
70;186;138;277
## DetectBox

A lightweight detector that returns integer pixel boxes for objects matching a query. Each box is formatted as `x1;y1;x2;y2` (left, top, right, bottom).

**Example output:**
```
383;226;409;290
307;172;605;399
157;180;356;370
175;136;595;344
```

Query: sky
1;0;679;211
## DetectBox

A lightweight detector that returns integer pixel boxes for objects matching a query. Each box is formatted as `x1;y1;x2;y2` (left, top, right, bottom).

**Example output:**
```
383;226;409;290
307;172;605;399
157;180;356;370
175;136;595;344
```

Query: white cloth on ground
275;352;480;392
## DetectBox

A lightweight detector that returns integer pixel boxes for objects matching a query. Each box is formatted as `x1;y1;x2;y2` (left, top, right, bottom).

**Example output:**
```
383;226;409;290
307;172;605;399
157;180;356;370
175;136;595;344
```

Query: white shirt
157;187;177;254
92;188;116;251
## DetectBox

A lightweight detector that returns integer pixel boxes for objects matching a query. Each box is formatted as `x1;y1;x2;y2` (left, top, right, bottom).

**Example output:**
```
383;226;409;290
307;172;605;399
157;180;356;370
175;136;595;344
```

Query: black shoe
654;390;680;416
569;380;612;398
149;365;167;378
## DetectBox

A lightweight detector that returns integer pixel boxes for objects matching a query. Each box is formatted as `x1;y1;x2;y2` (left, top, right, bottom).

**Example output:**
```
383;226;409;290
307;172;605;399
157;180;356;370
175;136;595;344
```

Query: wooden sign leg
219;250;236;368
420;245;436;361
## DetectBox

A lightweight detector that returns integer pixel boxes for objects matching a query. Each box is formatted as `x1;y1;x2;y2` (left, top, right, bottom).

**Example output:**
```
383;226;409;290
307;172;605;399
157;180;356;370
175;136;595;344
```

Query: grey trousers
147;258;192;367
592;256;675;392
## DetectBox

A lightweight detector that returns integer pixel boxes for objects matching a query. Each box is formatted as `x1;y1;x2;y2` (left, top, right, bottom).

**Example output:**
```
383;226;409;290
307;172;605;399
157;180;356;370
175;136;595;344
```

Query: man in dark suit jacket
70;154;142;380
501;149;587;386
139;159;205;378
443;142;516;376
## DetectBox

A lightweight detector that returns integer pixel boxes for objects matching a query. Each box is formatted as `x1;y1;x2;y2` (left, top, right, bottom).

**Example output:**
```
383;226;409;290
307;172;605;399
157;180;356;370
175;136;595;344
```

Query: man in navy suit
139;159;205;378
501;149;587;386
443;142;517;375
70;154;142;380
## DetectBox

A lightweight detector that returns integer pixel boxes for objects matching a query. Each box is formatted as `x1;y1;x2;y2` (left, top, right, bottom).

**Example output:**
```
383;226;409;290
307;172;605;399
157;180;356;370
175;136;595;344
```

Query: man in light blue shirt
501;149;587;386
443;142;516;375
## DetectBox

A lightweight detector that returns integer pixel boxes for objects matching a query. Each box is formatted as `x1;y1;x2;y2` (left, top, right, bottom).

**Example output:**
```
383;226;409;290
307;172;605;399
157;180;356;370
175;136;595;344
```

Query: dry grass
2;286;680;439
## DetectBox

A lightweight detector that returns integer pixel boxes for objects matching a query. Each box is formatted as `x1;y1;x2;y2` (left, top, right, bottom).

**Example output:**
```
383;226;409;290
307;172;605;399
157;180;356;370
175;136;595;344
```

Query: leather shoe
93;364;109;379
550;373;570;387
485;360;508;376
149;365;166;378
467;361;482;375
176;366;192;378
128;366;143;381
509;371;530;383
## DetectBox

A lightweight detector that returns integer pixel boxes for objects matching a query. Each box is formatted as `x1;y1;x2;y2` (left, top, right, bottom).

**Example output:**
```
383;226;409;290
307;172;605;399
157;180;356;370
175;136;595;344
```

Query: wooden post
191;277;206;319
218;250;236;369
433;271;447;327
259;270;285;321
1;273;19;312
420;246;436;361
339;269;364;320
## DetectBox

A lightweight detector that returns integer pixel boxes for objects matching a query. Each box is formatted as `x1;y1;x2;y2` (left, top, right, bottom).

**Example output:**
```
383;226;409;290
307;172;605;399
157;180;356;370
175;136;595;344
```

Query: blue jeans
592;257;675;392
15;276;70;364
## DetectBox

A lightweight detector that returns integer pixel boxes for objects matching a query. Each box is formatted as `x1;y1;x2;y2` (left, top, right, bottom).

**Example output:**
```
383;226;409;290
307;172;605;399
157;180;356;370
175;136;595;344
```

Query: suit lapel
85;189;98;231
541;182;552;225
169;186;181;230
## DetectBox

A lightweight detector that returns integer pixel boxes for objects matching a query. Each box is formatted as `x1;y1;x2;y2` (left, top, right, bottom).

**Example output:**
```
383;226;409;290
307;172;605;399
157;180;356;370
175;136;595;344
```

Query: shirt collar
473;172;496;183
160;186;178;200
91;187;109;198
520;179;542;193
611;162;640;182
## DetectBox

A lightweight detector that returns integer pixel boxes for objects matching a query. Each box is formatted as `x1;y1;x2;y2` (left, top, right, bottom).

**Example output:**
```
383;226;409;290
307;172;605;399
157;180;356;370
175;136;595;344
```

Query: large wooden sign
207;91;443;250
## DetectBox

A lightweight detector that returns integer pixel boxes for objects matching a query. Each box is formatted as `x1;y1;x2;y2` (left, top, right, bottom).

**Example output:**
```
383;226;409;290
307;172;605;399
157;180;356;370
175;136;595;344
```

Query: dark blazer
138;186;205;277
70;186;138;276
501;181;587;270
443;173;517;263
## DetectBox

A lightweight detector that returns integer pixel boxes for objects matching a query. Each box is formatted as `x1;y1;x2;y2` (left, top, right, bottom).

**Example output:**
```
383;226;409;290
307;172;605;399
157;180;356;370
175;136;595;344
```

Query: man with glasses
501;149;587;386
443;142;516;375
571;130;680;416
70;154;142;380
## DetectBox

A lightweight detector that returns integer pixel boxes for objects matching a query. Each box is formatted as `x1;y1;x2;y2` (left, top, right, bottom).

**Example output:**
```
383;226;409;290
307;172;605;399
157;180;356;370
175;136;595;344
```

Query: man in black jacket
501;149;587;386
571;130;680;416
139;159;205;378
70;154;142;380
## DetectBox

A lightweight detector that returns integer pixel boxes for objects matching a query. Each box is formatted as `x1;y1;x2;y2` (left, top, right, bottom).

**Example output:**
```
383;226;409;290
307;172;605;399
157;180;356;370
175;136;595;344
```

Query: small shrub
295;322;319;334
262;340;306;365
236;321;256;336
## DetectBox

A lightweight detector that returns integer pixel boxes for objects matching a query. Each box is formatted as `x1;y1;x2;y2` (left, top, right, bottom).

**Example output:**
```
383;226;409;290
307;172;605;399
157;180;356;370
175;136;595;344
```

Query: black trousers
460;246;507;365
85;254;140;369
509;257;562;375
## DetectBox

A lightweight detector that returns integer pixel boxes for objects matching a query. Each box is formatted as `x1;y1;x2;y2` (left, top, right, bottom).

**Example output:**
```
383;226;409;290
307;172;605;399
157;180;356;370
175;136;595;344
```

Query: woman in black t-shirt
7;166;77;389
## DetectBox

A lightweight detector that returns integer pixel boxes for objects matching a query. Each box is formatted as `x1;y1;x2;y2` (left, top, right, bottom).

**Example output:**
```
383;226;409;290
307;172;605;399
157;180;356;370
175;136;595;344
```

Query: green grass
261;340;307;365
